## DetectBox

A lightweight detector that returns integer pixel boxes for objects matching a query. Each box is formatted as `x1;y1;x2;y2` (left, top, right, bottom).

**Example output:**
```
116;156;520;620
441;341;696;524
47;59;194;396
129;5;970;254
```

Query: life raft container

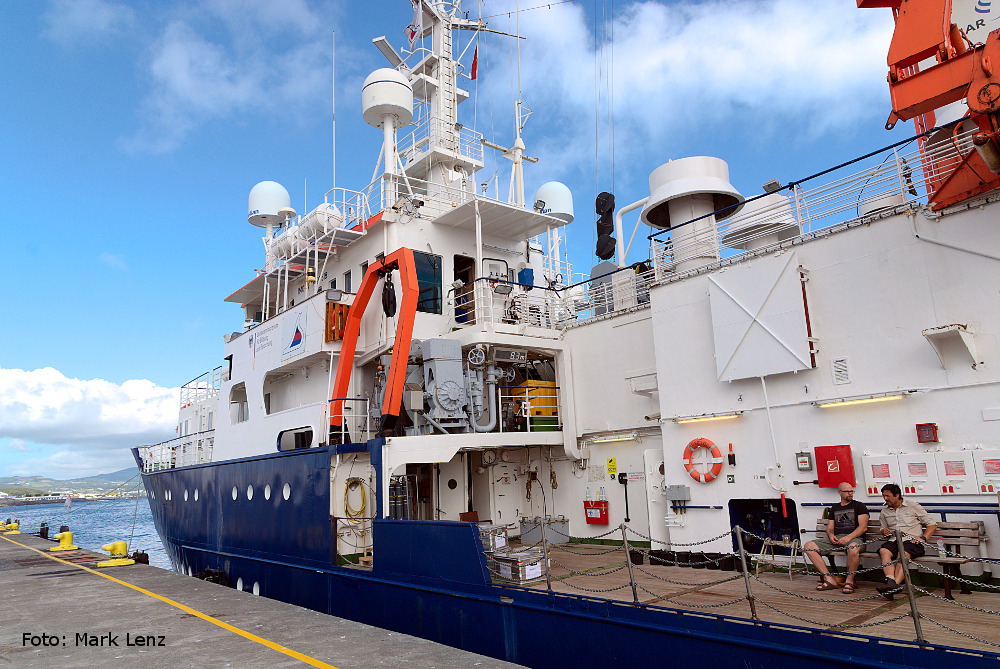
683;438;723;483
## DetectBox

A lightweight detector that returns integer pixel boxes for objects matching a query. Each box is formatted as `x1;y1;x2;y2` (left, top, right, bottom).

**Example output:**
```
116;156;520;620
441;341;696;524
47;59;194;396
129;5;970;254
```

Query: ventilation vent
832;358;851;385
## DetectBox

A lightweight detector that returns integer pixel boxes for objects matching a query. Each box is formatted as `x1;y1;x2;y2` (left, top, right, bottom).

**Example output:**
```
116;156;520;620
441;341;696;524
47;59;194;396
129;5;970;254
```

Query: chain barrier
546;525;621;540
549;542;625;557
748;572;889;603
625;526;735;546
911;563;1000;592
635;583;747;608
921;612;1000;648
754;597;912;630
634;565;743;588
547;556;627;578
912;585;1000;615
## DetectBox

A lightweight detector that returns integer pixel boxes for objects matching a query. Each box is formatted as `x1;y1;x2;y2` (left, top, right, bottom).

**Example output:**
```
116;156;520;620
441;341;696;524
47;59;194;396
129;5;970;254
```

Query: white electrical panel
861;455;900;497
972;449;1000;494
897;453;940;496
934;451;977;495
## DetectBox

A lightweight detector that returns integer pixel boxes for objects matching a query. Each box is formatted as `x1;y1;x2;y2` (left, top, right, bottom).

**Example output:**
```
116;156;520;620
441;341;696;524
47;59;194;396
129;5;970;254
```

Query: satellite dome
248;181;295;228
362;68;413;129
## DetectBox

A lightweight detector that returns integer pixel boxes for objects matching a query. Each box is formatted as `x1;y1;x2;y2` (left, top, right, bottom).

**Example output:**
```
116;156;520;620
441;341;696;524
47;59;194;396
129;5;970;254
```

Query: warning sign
627;471;645;482
908;462;928;477
943;460;966;477
826;460;840;473
985;459;1000;476
871;463;891;479
606;458;618;474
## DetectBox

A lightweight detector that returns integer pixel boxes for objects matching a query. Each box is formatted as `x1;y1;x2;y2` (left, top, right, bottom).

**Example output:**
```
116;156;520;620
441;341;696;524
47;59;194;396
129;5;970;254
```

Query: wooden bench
804;519;986;600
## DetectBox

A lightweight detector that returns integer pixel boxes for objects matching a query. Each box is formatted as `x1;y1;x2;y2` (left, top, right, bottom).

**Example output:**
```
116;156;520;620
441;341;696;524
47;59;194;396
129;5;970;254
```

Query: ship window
229;383;249;424
344;270;352;294
414;251;442;314
277;427;313;451
361;261;369;278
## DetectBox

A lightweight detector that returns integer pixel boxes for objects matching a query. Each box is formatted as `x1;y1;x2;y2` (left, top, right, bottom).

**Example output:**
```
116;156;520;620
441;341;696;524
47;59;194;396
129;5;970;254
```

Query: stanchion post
895;529;926;643
735;526;758;620
542;518;553;593
621;523;639;605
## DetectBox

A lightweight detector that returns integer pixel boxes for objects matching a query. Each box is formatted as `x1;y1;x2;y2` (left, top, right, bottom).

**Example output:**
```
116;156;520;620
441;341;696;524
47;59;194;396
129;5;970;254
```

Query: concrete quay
0;532;524;669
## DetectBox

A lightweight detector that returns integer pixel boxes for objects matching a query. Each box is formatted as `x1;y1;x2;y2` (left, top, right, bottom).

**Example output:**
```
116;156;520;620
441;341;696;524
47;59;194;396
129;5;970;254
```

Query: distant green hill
0;467;139;495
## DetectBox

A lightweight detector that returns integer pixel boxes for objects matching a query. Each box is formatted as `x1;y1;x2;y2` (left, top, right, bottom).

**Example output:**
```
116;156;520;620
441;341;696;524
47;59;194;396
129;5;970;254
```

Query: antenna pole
332;30;337;191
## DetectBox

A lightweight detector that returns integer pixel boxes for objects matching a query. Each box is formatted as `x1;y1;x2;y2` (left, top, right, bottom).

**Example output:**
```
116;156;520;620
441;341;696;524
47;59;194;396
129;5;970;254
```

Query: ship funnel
533;182;574;223
640;156;743;271
722;193;798;251
248;181;295;228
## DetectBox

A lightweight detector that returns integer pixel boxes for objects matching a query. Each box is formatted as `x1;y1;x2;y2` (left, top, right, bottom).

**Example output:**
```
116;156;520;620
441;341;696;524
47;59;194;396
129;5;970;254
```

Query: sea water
4;498;169;569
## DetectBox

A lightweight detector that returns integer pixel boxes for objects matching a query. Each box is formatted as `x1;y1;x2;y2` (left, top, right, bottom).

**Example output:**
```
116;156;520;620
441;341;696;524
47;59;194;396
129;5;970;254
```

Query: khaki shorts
806;534;865;554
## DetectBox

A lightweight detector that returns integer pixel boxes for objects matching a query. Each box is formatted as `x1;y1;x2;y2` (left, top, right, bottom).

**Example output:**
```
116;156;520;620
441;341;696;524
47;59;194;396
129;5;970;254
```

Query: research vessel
135;1;1000;665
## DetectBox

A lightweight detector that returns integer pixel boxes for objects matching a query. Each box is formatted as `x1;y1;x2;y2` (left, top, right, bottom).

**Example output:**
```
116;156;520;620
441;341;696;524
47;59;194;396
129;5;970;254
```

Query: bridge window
277;427;313;451
414;251;442;314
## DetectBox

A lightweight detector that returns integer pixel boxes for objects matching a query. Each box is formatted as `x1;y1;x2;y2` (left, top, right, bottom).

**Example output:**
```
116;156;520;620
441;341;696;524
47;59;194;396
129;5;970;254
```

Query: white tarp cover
708;252;811;381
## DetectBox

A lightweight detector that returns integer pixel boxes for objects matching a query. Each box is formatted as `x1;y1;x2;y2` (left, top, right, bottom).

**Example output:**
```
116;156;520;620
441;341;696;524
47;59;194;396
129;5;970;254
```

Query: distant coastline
0;497;89;508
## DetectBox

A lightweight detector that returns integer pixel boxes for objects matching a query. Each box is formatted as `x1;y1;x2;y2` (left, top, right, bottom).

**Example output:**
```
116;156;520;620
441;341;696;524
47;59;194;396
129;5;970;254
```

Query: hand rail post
735;526;758;620
621;523;640;605
895;529;926;643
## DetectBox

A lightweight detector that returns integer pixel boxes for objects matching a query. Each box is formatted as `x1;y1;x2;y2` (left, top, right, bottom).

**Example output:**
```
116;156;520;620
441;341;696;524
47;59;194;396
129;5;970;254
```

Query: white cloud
0;367;179;450
4;448;138;480
42;0;135;44
121;1;331;154
479;0;895;180
5;439;28;453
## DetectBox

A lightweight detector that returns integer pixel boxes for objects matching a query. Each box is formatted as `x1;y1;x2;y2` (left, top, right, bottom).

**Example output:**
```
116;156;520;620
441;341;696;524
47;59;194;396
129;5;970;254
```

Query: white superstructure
139;0;1000;575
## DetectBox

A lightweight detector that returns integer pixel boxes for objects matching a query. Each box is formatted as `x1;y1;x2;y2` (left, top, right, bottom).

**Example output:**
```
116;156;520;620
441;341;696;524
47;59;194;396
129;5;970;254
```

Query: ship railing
497;384;561;433
329;397;372;444
450;277;571;330
320;187;373;231
492;519;1000;652
397;115;485;170
138;430;215;472
179;368;222;406
648;124;978;279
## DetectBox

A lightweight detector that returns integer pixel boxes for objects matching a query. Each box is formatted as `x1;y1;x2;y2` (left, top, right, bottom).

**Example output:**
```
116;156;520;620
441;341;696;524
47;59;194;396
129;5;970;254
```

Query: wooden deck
495;542;1000;654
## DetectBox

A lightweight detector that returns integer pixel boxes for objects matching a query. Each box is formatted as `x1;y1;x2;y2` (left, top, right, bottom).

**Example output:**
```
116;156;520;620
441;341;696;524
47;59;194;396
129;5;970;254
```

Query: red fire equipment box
583;500;609;525
815;445;856;488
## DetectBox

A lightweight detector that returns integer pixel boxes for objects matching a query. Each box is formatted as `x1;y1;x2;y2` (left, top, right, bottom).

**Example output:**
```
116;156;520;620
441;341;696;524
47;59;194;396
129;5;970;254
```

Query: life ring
683;438;723;483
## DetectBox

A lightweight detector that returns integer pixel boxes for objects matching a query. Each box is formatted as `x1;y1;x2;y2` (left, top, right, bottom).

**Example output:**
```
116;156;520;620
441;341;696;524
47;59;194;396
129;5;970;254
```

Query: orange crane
860;0;1000;208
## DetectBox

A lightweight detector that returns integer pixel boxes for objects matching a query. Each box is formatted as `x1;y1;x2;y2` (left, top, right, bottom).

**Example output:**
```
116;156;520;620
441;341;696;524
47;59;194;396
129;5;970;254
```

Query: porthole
246;484;254;500
282;483;291;501
264;484;271;500
232;486;238;500
165;490;172;501
184;490;189;502
194;489;199;502
447;478;458;490
658;463;665;476
236;577;243;591
252;582;260;596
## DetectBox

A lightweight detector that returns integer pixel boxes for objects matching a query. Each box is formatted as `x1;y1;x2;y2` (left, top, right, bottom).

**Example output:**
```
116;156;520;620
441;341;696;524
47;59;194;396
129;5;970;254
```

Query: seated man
803;482;869;593
876;483;937;599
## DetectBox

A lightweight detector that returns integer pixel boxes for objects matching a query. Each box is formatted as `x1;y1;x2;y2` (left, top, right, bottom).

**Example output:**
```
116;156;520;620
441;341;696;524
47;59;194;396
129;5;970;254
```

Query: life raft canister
683;437;724;483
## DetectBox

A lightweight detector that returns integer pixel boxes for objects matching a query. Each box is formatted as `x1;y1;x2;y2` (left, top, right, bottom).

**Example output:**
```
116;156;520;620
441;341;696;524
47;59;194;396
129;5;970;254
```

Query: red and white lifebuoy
683;438;723;483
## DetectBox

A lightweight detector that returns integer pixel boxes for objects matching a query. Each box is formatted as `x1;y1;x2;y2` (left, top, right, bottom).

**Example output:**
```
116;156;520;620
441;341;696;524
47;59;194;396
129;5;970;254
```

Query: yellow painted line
1;534;340;669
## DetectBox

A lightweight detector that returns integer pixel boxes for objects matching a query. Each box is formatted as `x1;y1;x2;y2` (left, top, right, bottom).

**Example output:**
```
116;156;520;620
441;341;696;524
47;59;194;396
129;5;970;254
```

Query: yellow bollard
3;522;21;535
50;531;78;551
96;540;135;568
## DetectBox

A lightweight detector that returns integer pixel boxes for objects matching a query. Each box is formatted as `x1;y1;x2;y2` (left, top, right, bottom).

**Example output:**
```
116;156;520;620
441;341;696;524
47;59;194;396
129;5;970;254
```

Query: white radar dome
248;181;295;228
362;68;413;129
533;182;574;224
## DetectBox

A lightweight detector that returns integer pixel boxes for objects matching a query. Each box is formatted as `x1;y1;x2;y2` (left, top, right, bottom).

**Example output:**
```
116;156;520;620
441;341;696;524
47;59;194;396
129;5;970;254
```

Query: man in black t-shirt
802;482;869;594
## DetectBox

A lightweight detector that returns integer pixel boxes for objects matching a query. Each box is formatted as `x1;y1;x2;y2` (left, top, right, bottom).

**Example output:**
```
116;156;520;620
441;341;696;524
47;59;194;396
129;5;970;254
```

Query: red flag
470;45;479;80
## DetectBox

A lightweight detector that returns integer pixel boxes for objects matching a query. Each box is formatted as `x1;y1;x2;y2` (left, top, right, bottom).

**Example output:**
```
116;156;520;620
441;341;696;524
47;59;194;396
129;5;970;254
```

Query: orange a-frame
329;247;419;441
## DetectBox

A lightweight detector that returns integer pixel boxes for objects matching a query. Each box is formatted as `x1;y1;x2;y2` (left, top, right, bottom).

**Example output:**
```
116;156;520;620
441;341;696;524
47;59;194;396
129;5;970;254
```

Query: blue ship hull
134;443;1000;668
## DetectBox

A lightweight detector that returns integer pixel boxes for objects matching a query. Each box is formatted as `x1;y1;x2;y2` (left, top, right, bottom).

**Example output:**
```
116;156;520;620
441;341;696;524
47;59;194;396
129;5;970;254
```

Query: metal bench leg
940;564;954;600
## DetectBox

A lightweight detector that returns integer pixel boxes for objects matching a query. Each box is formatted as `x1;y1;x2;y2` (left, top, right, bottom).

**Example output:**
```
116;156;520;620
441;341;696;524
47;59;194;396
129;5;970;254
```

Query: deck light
673;411;743;424
812;391;912;408
589;432;637;443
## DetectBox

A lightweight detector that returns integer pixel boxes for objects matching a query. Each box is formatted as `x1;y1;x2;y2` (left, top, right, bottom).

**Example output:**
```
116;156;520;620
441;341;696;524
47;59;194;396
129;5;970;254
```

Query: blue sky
0;0;908;478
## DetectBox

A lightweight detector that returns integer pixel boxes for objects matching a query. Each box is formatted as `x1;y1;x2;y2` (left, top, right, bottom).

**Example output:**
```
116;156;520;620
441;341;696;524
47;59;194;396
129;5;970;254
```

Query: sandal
816;580;838;591
842;583;856;594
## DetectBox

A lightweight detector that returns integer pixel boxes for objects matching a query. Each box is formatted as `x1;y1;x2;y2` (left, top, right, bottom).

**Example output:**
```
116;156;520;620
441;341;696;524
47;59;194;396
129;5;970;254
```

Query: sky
0;0;914;479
